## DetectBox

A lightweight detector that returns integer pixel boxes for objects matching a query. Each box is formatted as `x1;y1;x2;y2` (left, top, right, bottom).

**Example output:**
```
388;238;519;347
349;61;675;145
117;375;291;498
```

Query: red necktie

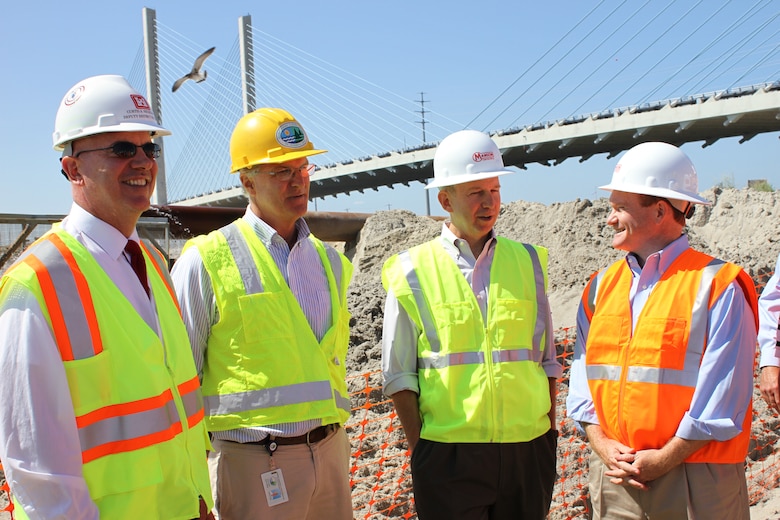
125;240;150;298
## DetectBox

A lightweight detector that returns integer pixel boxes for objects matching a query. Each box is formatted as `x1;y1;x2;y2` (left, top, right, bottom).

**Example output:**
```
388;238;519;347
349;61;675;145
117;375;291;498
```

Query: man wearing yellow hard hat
172;108;353;519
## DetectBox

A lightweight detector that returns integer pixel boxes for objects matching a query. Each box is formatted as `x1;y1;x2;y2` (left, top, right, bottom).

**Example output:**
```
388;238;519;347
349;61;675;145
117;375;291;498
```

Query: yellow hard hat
229;107;326;173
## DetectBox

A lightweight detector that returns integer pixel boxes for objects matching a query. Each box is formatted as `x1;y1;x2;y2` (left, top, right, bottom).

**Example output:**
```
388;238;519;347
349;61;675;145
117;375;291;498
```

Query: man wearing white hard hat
567;142;758;519
0;75;213;519
381;130;561;519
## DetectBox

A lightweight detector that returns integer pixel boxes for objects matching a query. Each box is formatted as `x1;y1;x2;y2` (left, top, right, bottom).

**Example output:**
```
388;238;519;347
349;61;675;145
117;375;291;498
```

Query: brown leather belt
244;424;338;447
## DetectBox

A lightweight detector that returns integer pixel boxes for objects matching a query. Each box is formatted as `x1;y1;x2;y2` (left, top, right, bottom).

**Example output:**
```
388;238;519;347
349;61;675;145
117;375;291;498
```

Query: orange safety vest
582;248;757;464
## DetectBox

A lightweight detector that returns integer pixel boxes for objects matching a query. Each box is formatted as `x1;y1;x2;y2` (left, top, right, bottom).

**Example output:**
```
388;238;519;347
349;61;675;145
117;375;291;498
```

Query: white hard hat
53;75;171;153
600;142;711;211
426;130;514;189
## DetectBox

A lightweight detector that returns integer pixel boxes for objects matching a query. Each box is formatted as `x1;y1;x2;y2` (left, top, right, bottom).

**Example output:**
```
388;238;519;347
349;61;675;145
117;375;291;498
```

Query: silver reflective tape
32;239;96;360
492;348;542;363
79;399;179;453
399;251;441;353
418;351;485;370
586;364;622;381
180;385;204;420
204;380;333;416
626;366;698;387
221;223;263;295
522;244;547;358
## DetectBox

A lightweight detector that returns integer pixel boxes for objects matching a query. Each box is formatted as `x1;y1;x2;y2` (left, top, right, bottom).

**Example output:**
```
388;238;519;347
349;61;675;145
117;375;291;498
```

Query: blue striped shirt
171;208;344;442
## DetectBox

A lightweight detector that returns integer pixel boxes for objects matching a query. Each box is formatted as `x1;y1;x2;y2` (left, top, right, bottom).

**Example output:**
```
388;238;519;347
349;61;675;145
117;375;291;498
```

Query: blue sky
2;0;778;217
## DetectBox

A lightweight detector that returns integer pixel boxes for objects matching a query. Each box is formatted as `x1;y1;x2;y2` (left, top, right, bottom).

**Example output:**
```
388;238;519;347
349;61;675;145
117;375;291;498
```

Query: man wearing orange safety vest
566;142;758;520
0;75;213;520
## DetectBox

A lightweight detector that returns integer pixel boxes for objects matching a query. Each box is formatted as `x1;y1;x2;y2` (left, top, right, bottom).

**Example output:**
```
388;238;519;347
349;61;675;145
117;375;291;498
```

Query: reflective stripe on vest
586;258;724;388
583;270;601;322
204;380;333;417
400;242;548;368
222;222;263;294
20;233;102;360
417;348;544;370
178;375;206;429
77;389;183;464
398;250;441;353
23;234;205;464
139;241;180;313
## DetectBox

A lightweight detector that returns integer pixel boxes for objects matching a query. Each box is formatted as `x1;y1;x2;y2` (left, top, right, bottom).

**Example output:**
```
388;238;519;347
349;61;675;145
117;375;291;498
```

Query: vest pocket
492;298;534;347
63;350;116;415
631;317;687;368
431;301;478;353
238;292;294;344
85;445;164;499
587;315;629;365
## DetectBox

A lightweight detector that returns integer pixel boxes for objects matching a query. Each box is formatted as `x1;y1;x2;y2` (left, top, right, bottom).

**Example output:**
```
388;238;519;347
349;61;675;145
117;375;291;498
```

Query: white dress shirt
0;203;160;520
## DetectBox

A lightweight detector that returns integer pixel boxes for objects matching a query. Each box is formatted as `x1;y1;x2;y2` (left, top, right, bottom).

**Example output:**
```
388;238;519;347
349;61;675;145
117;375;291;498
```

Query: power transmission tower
415;92;429;143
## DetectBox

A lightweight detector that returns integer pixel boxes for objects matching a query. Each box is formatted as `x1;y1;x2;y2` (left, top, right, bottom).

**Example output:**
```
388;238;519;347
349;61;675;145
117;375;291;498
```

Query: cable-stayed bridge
127;3;780;210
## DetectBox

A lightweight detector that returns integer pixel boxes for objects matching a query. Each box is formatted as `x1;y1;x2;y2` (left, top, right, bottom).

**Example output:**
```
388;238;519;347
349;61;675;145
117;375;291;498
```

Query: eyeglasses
75;142;161;160
265;163;316;181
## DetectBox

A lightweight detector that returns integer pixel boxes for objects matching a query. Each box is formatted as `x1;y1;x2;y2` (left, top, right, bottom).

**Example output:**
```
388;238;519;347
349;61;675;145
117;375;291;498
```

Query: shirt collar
67;202;139;261
625;234;690;274
242;206;311;247
439;221;496;260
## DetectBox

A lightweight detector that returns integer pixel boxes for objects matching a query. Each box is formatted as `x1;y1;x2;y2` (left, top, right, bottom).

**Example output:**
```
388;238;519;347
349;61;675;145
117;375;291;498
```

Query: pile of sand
344;186;780;518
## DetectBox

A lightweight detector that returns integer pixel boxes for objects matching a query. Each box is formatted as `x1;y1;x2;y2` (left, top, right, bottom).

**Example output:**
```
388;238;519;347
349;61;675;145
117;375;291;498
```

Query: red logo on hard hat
473;151;494;162
130;94;151;110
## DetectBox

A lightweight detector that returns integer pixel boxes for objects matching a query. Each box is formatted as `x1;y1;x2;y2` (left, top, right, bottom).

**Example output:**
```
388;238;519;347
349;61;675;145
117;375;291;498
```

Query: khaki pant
209;427;352;520
589;452;749;520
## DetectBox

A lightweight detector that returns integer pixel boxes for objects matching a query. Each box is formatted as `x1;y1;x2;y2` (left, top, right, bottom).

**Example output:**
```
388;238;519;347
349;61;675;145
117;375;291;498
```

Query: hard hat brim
425;169;514;189
598;183;712;205
230;148;327;173
53;122;172;152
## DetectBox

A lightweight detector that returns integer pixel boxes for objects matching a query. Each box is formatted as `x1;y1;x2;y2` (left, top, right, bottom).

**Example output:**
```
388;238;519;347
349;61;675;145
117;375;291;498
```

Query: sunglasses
75;142;161;160
265;163;316;181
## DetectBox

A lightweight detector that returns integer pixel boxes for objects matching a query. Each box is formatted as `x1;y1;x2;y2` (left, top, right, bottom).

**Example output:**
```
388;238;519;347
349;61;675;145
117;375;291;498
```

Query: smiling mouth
125;179;149;186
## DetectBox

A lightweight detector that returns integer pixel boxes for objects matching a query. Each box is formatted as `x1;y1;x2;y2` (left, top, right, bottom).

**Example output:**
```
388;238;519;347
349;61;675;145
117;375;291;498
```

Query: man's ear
240;174;256;196
438;189;452;213
60;156;82;184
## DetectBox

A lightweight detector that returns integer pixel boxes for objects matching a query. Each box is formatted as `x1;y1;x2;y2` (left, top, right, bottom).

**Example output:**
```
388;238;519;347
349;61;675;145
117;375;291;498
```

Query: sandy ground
345;186;780;518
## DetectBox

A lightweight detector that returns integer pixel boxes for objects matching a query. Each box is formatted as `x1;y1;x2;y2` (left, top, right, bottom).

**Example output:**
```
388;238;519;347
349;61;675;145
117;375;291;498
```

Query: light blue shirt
566;235;757;442
171;207;345;442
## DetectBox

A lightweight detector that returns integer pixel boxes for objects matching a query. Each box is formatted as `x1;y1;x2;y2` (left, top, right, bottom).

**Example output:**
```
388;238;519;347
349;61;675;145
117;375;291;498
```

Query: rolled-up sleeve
677;281;756;441
381;290;420;397
565;299;599;427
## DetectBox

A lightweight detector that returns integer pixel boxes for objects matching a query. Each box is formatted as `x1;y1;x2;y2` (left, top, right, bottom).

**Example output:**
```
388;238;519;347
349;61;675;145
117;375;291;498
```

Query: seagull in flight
172;47;216;92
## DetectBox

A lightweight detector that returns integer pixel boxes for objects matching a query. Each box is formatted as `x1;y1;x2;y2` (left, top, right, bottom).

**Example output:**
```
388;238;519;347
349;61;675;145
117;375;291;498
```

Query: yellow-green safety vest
183;219;353;431
2;229;212;520
382;237;552;443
